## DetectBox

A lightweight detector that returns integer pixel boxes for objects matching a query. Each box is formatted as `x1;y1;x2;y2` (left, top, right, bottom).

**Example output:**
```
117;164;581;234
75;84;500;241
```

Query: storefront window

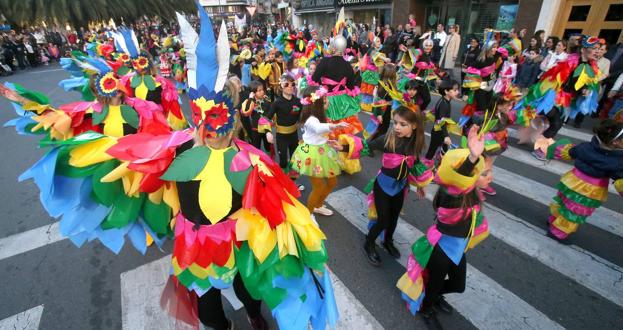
605;4;623;21
563;28;583;40
568;5;591;22
599;29;622;46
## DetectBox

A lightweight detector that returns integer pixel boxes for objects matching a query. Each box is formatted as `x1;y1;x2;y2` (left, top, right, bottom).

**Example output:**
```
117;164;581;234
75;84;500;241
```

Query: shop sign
300;0;336;9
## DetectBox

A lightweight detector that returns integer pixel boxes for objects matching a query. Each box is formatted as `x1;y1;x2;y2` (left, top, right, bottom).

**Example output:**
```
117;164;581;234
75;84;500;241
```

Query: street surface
0;64;622;329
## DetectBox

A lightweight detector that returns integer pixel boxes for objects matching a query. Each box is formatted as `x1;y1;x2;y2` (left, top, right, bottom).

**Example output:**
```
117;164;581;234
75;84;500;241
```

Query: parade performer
461;37;499;127
265;74;304;184
113;28;187;130
493;48;517;95
240;80;272;153
399;39;438;110
291;86;349;216
514;36;602;160
465;89;522;196
396;124;490;320
334;106;433;265
545;119;623;242
424;80;461;164
0;55;175;253
312;35;362;135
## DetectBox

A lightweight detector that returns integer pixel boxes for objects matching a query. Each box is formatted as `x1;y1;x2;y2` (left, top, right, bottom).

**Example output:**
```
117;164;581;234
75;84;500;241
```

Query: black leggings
198;274;262;329
276;132;299;171
543;107;563;139
250;131;270;152
421;245;467;310
367;180;404;243
418;84;431;110
425;129;448;160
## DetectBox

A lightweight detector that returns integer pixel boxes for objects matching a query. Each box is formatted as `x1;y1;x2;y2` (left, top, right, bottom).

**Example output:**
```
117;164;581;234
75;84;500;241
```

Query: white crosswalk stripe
0;305;43;330
326;186;565;330
507;126;593;143
492;166;623;239
120;255;383;330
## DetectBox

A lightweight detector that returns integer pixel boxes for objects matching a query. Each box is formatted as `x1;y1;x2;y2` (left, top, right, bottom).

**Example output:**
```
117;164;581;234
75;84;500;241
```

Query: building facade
200;0;249;24
536;0;623;45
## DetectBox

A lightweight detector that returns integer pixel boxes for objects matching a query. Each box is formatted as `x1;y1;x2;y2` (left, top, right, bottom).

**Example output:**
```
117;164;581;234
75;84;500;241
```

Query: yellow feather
68;137;117;167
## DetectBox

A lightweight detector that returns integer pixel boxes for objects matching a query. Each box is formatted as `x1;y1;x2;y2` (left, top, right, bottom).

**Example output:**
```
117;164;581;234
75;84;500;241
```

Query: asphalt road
0;63;621;330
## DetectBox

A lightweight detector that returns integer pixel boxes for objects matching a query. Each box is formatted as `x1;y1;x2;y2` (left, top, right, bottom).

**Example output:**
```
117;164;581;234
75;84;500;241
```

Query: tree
0;0;196;27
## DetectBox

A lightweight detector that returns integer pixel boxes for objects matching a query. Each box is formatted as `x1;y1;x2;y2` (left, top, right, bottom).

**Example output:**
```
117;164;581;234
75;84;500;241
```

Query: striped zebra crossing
326;186;565;330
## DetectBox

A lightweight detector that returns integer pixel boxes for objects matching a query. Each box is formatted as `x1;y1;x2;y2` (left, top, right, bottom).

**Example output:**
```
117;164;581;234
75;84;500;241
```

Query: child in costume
396;124;490;320
291;86;349;216
265;74;304;183
159;51;171;78
424;80;461;163
334;106;433;265
545;119;623;242
513;36;602;160
367;63;398;143
466;90;521;196
113;28;187;131
461;39;499;128
0;55;175;254
240;80;273;153
493;50;517;95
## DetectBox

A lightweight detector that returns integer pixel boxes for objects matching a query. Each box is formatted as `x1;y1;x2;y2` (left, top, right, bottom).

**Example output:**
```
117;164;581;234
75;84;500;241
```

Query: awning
295;7;335;15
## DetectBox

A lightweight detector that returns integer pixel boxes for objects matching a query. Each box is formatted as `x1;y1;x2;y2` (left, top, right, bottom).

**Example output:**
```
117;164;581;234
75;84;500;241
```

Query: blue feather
195;1;218;91
119;28;139;58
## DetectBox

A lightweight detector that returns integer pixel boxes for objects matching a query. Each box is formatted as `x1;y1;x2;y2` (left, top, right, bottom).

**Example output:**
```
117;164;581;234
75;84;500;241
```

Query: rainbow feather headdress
177;3;234;138
112;28;151;74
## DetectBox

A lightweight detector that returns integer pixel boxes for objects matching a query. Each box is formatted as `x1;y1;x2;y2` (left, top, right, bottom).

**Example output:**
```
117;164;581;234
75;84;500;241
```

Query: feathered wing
214;20;230;93
194;3;218;91
175;12;199;89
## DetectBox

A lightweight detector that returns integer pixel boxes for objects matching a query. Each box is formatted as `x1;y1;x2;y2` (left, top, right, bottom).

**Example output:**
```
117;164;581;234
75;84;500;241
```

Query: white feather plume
175;12;199;89
214;20;230;93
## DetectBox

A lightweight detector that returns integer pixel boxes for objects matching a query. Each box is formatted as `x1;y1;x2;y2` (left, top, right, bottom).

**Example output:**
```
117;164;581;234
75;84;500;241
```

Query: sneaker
298;184;305;191
480;185;497;196
382;240;401;259
363;240;381;266
531;150;547;161
433;296;454;314
247;314;268;330
313;206;334;216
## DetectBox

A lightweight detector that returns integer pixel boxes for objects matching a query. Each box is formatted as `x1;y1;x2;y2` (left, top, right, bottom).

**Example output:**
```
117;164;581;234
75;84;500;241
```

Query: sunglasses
281;82;295;87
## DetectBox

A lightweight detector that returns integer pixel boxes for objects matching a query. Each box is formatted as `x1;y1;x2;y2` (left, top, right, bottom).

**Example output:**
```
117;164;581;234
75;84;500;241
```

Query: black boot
363;240;381;266
433;295;454;314
382;240;401;259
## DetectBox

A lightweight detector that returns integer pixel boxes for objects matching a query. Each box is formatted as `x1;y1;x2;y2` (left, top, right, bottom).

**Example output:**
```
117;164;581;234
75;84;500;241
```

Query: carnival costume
397;147;489;315
545;137;623;240
113;28;188;131
514;36;602;150
2;55;174;254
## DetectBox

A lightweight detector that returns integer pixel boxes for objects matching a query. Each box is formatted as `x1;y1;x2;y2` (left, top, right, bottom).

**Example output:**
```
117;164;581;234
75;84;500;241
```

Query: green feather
92;105;109;125
130;74;142;88
120;105;139;128
161;146;211;182
143;75;157;90
91;160;122;206
101;193;145;229
143;198;172;236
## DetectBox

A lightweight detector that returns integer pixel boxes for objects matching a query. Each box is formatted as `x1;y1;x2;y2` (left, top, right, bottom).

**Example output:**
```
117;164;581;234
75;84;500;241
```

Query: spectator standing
439;24;461;81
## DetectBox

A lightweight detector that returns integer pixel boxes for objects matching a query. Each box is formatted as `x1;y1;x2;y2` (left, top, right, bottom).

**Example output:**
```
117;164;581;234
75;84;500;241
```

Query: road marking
507;126;592;143
493;166;623;239
500;146;617;195
403;181;623;309
27;68;65;74
0;222;64;262
327;186;564;330
120;254;383;329
331;269;384;330
0;305;44;330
